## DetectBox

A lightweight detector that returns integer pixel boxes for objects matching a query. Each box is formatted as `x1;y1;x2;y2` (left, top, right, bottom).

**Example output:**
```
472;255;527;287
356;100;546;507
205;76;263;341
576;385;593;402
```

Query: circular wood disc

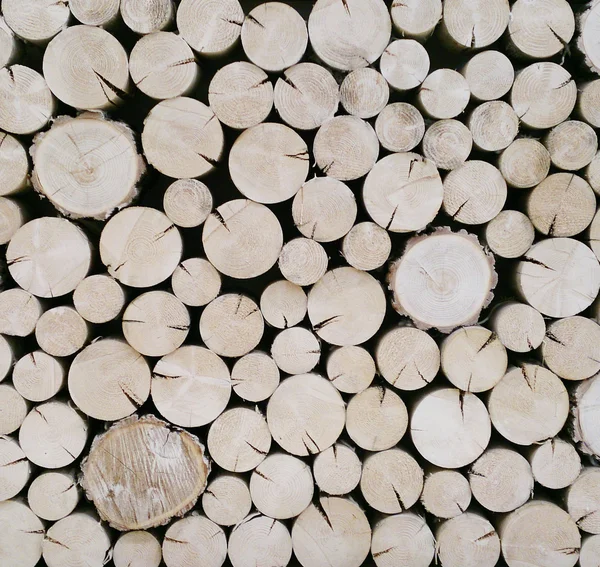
468;101;518;152
163;516;227;567
516;238;600;318
278;238;328;287
142;97;224;179
461;50;514;101
0;17;15;69
0;436;30;501
171;258;221;307
8;217;92;298
152;345;231;427
530;438;581;490
484;210;535;259
163;179;212;228
388;230;496;333
0;133;28;196
568;468;600;534
380;39;429;91
340;68;389;119
573;374;600;458
73;274;126;324
374;103;425;153
231;351;280;403
69;338;151;421
260;280;307;330
586;152;600;195
308;267;386;346
418;69;470;119
13;351;64;403
488;364;569;445
411;388;491;468
545;120;598;171
363;152;443;232
123;291;189;357
202;475;252;527
581;535;600;567
121;0;174;34
3;0;69;42
229;123;308;203
0;335;12;383
326;345;375;394
100;206;183;288
35;306;88;358
390;0;442;40
489;301;546;353
578;80;600;129
0;195;25;242
43;25;129;110
422;119;472;171
69;0;121;26
113;531;162;567
499;138;551;189
308;0;391;71
0;383;27;435
203;199;283;279
267;373;345;456
312;443;362;496
0;500;43;567
200;293;264;358
0;288;42;336
341;222;391;271
581;2;600;74
271;327;321;375
81;415;210;531
27;470;78;521
421;470;471;519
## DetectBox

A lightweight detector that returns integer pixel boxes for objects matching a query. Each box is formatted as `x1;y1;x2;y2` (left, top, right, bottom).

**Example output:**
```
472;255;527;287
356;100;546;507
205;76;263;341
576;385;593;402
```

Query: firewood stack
2;0;600;566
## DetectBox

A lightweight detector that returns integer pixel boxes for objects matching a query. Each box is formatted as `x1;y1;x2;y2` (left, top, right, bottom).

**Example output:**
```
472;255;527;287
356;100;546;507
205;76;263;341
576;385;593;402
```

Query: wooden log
0;436;31;501
229;122;309;204
346;386;408;451
460;50;514;102
374;103;425;153
578;80;600;128
2;0;69;43
468;101;519;152
278;238;328;287
44;26;129;110
541;316;600;381
260;280;307;330
152;345;230;427
469;448;533;513
123;291;189;357
388;229;497;333
507;0;574;59
129;32;199;100
177;0;244;57
308;0;391;71
0;65;54;135
0;383;28;434
82;415;209;530
586;152;600;195
271;327;321;375
417;69;470;119
529;438;581;490
590;207;600;262
0;500;43;567
484;210;535;259
500;501;581;567
163;179;212;229
380;39;430;91
207;407;271;472
307;267;386;346
360;447;423;513
436;512;501;567
250;453;314;519
581;535;600;567
489;301;546;353
443;161;507;225
325;345;375;394
113;531;162;567
231;351;280;402
228;513;293;567
208;62;273;130
69;0;121;27
0;16;17;68
43;512;111;567
313;116;379;181
171;258;221;308
0;289;42;337
292;177;357;242
439;0;509;49
376;326;439;391
241;2;307;72
13;351;64;402
199;293;263;358
163;516;227;567
0;133;29;196
568;468;600;534
422;119;472;171
8;217;91;298
142;97;224;178
203;200;283;279
35;306;89;358
120;0;174;34
573;374;600;457
69;338;151;421
578;1;600;75
0;335;13;383
27;470;79;521
488;364;569;445
266;373;345;456
511;62;577;129
411;388;491;468
390;0;442;41
73;274;125;324
19;401;87;468
516;238;600;317
0;197;24;245
544;120;598;171
312;443;362;496
340;68;389;119
292;496;371;567
498;138;551;189
100;207;182;287
441;326;507;392
341;222;391;272
202;475;252;527
421;469;472;519
371;513;435;567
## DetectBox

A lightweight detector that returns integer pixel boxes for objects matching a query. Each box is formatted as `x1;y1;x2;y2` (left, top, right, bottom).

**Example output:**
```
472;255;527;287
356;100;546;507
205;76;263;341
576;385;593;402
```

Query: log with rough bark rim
171;257;221;308
0;289;41;337
73;274;126;324
202;474;252;526
380;39;430;91
27;470;79;521
420;469;472;519
390;0;442;41
231;351;280;402
113;531;162;567
120;0;174;34
498;138;551;189
374;103;425;153
271;327;321;375
312;443;362;496
468;101;519;152
259;280;307;330
341;221;391;271
35;306;89;358
417;69;470;120
460;50;514;102
529;438;581;490
339;68;389;119
489;301;546;353
484;210;535;259
2;0;69;44
422;118;472;171
69;0;121;27
0;383;27;435
278;237;328;287
325;345;375;394
0;499;43;567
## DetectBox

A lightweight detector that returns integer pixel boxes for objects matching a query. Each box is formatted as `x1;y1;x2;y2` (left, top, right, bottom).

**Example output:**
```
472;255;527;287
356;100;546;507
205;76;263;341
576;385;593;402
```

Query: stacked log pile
2;1;600;566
